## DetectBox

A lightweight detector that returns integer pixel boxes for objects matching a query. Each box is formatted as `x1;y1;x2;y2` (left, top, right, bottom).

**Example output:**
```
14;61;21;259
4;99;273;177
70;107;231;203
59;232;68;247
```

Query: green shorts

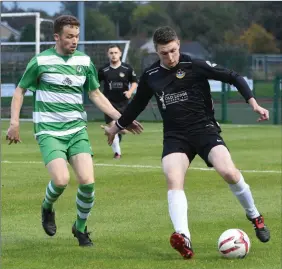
37;128;93;165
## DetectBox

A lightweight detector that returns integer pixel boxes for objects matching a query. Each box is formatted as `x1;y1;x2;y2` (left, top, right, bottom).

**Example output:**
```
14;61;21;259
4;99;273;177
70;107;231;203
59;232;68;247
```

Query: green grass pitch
1;121;281;269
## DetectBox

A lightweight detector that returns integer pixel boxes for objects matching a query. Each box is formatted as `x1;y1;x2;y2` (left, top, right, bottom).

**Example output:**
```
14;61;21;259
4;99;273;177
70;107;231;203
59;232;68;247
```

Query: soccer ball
218;229;251;259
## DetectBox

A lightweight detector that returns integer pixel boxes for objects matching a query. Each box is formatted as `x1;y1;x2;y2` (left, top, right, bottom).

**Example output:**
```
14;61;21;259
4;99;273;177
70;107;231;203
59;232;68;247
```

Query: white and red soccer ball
218;229;251;259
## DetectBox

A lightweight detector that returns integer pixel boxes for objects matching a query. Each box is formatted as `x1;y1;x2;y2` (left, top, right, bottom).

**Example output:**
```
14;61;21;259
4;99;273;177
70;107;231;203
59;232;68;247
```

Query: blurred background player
98;45;138;159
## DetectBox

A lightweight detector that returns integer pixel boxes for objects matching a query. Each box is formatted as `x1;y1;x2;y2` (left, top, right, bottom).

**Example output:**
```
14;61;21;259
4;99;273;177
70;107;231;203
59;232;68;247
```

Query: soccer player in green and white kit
6;15;143;247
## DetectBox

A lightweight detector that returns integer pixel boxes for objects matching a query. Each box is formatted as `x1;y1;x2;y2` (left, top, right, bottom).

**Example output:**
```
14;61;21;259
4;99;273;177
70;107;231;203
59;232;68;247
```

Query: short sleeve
98;67;104;83
18;56;39;91
84;61;100;92
129;66;138;83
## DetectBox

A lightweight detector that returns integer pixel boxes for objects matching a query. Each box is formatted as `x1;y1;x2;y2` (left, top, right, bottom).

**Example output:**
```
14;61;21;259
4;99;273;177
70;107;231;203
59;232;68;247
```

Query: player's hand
6;123;22;145
253;105;269;122
126;120;143;134
123;91;132;99
101;124;118;145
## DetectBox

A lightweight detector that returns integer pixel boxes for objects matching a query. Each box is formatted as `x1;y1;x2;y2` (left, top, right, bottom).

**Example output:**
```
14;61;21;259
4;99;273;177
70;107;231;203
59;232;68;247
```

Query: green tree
7;34;17;42
131;3;176;37
59;2;116;40
239;23;279;54
164;2;238;47
252;2;282;52
60;1;101;16
212;44;250;75
99;1;137;38
85;9;115;40
233;2;281;51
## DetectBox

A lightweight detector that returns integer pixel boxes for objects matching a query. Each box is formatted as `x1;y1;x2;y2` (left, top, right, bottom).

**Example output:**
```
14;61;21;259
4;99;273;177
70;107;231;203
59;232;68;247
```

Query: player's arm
6;57;38;144
102;73;152;144
10;87;27;124
193;59;269;121
6;87;27;144
125;66;138;97
85;62;121;120
88;89;121;121
116;72;153;130
126;82;138;97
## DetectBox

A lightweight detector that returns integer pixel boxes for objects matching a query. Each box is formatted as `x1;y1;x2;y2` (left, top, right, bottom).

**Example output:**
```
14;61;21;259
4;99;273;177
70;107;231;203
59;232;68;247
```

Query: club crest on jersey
76;65;82;73
119;72;125;77
176;69;185;79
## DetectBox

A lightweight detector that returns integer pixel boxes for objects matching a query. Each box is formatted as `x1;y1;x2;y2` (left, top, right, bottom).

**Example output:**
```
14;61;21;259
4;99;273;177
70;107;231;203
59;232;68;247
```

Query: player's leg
104;112;121;159
206;141;270;243
115;101;129;146
68;129;95;246
162;144;194;259
109;120;122;159
38;135;70;236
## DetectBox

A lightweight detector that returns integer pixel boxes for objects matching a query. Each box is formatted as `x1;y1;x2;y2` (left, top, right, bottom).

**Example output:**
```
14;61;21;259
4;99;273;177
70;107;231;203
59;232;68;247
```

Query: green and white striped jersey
18;47;100;137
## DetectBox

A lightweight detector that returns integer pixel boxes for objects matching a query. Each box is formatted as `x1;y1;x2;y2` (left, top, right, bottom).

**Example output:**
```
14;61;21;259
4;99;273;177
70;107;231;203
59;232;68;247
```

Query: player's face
108;47;122;64
156;40;180;68
54;25;79;55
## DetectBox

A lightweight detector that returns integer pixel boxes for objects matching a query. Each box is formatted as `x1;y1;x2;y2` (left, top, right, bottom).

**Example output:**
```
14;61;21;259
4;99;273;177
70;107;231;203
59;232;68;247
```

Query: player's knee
53;174;70;186
77;175;95;185
221;168;239;183
164;171;178;181
164;172;185;189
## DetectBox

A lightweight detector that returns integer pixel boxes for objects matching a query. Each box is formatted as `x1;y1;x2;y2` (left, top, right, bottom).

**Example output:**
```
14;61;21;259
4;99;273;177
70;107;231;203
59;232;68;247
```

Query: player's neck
54;46;72;57
160;63;171;70
160;61;179;70
110;61;121;69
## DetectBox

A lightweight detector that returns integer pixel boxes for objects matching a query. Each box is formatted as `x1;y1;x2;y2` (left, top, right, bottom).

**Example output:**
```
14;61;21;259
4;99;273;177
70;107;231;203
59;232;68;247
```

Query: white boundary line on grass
1;160;281;174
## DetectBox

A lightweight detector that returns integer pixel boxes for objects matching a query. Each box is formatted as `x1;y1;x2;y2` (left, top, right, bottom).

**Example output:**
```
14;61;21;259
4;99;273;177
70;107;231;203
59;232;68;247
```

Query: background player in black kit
98;45;138;159
102;26;270;259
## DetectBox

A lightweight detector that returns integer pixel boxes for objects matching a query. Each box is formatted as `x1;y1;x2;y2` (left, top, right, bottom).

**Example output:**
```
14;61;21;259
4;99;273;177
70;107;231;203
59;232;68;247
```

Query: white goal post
1;12;53;55
1;12;131;120
1;40;130;63
0;12;130;61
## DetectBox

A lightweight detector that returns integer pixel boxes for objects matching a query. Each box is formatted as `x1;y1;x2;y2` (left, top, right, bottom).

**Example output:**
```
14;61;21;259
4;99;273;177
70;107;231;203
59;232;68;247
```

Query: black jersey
116;54;254;135
98;63;138;103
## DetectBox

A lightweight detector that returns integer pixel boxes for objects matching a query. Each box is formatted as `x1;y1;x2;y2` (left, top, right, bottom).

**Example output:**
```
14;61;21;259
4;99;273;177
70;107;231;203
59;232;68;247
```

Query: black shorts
162;132;228;167
104;101;129;124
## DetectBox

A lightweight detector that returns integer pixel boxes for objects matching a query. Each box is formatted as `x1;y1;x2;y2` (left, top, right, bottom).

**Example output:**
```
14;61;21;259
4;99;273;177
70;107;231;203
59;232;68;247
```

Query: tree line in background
2;1;281;74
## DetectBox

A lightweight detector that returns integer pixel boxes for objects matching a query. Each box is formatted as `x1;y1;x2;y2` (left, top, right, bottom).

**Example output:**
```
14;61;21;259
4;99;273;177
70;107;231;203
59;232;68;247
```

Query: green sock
42;180;67;210
76;183;95;233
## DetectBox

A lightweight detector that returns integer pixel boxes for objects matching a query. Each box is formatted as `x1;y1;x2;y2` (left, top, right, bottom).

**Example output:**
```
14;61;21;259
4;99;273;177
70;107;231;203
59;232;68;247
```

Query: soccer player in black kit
103;27;270;259
98;45;138;159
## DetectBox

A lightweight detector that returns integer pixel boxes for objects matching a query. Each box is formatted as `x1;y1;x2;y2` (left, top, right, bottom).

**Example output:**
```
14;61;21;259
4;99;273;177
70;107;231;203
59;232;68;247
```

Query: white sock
111;134;121;155
168;190;191;239
229;173;260;219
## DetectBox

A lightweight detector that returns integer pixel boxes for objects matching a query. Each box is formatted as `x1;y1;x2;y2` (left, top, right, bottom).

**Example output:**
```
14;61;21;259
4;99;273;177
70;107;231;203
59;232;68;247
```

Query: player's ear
177;39;180;48
54;33;59;41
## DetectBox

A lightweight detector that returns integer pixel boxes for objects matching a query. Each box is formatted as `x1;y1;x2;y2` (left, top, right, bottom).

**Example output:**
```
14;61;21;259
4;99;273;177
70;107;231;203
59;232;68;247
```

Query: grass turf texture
1;122;281;269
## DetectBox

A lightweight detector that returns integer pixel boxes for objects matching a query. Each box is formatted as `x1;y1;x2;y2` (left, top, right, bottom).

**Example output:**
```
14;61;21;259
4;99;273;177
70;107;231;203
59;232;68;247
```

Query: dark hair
153;26;178;49
107;44;122;52
54;15;80;34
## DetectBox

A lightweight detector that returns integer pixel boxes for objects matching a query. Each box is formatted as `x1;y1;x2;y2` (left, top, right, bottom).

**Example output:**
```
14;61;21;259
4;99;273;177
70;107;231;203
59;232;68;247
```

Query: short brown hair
153;26;178;49
108;44;122;52
54;15;80;34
